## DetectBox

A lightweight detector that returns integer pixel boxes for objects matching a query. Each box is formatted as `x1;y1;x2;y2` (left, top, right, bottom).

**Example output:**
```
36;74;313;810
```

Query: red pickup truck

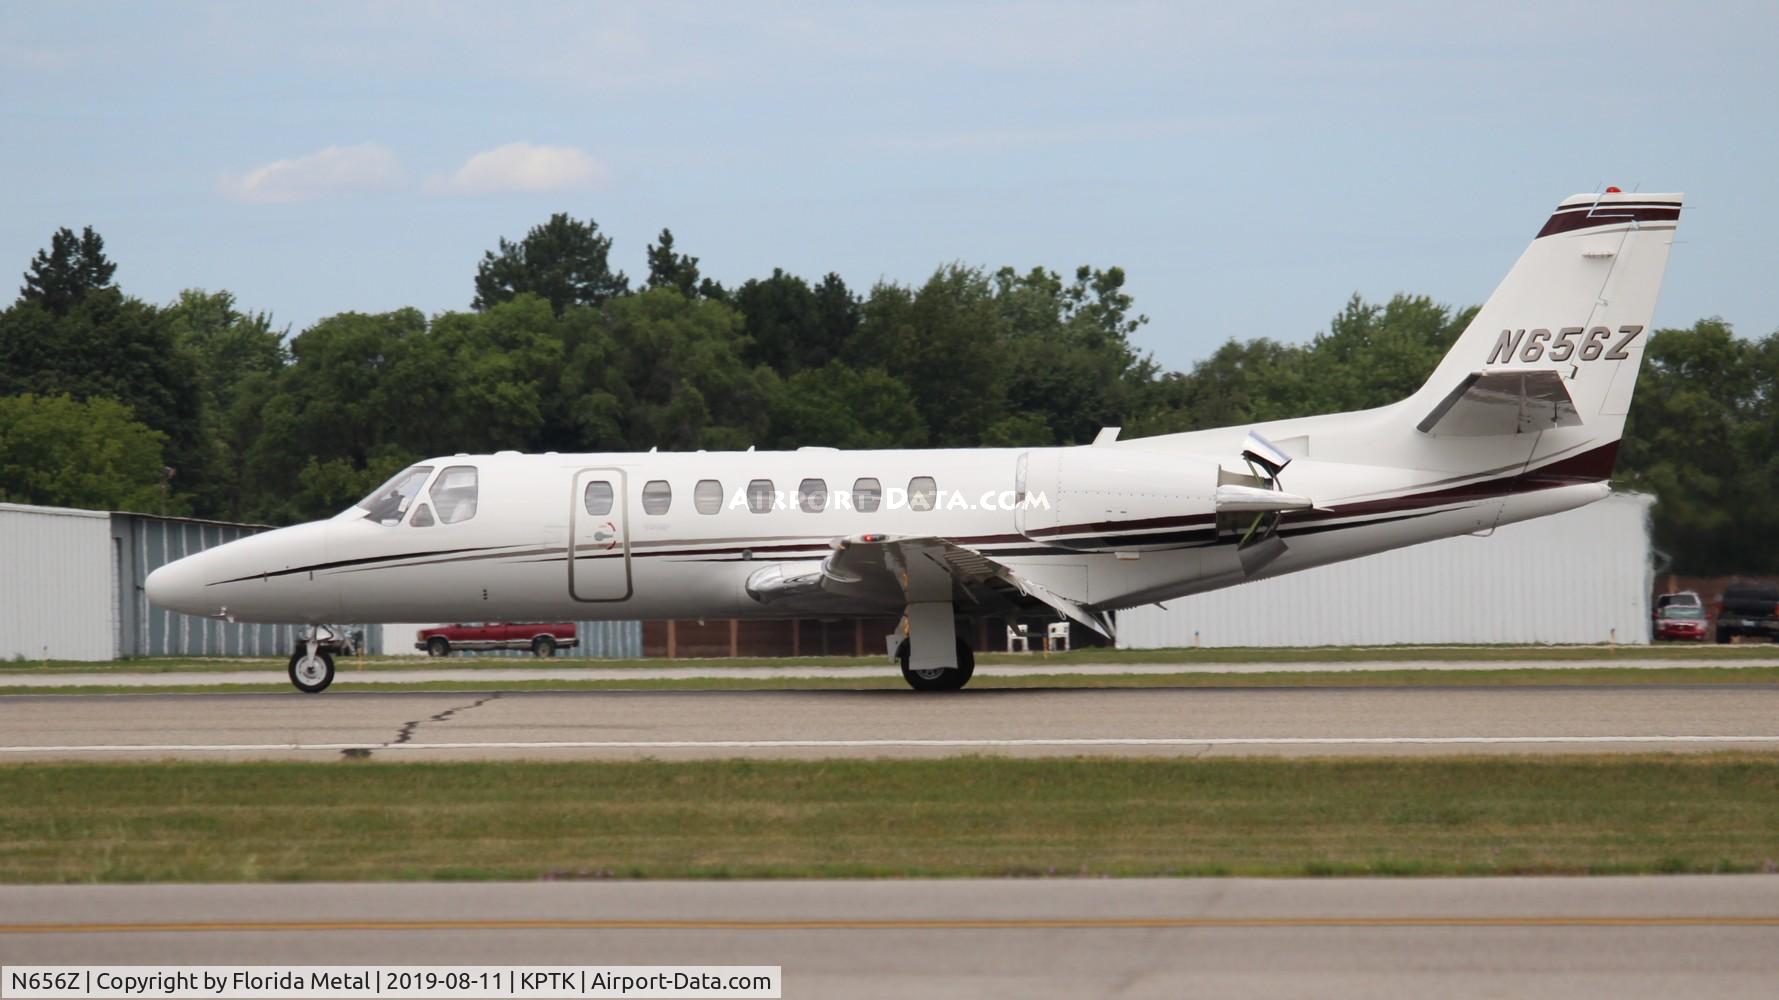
417;623;577;658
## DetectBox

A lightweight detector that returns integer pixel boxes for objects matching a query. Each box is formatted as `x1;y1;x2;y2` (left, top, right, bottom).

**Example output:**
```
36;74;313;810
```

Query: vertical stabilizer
1408;191;1681;441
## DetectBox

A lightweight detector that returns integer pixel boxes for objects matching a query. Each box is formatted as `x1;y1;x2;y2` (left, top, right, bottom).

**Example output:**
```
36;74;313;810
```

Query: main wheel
427;636;451;657
288;648;335;694
898;637;975;691
532;635;557;658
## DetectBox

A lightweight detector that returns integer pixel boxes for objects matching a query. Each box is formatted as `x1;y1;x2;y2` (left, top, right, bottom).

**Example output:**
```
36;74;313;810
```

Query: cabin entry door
569;467;633;602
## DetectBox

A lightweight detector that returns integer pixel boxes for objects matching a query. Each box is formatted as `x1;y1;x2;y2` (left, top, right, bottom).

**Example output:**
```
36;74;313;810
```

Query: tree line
1;216;1774;574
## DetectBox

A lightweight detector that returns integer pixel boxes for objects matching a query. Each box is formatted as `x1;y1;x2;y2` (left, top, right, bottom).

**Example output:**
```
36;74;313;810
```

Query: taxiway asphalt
4;655;1777;687
3;877;1776;999
3;685;1778;760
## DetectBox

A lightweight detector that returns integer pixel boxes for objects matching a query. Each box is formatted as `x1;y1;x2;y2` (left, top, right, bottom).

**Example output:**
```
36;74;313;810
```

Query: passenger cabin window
798;478;827;513
409;503;435;527
641;479;672;515
584;480;614;516
358;465;434;525
694;479;723;515
747;479;774;514
430;465;479;524
852;477;881;513
909;476;937;511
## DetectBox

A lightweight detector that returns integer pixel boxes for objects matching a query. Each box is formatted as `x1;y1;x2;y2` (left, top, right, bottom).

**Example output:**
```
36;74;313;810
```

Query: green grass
2;756;1776;882
6;665;1779;697
3;642;1773;675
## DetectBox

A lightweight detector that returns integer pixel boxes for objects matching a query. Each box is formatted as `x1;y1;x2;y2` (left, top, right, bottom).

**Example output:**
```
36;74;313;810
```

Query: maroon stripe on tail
1537;205;1680;238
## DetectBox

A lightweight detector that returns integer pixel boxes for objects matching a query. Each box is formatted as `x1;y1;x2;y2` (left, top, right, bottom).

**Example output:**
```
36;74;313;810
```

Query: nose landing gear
288;625;345;693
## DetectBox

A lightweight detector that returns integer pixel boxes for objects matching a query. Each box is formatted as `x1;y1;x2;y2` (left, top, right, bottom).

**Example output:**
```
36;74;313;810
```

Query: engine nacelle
1015;446;1220;551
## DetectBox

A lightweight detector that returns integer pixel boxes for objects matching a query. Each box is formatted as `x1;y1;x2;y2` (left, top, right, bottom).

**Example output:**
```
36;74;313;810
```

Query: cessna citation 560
148;190;1682;692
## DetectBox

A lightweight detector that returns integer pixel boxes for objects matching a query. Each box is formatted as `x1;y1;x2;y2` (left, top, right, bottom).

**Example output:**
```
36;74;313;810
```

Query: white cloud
219;143;403;203
425;143;607;196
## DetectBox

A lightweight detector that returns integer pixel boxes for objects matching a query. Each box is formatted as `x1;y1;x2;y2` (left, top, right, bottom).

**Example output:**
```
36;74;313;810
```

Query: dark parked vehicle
1653;603;1706;642
1714;582;1779;644
417;622;578;657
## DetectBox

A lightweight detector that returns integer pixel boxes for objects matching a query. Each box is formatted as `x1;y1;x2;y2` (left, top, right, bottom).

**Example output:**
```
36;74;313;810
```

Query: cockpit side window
430;465;479;524
358;465;434;525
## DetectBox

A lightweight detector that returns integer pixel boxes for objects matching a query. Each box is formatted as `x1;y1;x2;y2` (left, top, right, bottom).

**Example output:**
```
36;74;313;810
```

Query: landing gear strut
897;636;975;692
288;625;341;694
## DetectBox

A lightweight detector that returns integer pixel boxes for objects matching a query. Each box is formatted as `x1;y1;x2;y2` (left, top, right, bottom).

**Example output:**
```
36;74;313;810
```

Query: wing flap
746;534;1114;638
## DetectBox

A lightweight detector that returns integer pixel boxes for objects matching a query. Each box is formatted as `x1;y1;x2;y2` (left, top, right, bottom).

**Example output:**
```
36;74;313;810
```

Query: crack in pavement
359;694;503;756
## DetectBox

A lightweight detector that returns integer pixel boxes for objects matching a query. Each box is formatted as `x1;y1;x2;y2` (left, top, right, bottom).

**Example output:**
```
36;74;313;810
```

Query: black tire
1715;627;1731;644
288;648;335;694
898;637;975;692
532;635;557;658
427;636;451;657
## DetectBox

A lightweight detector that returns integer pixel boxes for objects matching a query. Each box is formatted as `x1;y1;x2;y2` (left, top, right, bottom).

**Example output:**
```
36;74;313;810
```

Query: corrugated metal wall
1117;492;1655;648
0;503;114;661
112;513;356;658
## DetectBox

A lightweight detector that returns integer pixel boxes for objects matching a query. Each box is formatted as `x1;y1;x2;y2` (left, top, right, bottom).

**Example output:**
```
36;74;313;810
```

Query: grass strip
5;666;1779;697
0;755;1776;882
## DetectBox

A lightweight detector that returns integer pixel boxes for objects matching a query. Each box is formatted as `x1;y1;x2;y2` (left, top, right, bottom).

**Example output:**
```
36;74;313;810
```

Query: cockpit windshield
357;465;434;525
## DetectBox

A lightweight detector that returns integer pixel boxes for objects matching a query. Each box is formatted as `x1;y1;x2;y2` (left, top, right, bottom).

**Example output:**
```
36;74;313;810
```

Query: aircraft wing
744;534;1114;638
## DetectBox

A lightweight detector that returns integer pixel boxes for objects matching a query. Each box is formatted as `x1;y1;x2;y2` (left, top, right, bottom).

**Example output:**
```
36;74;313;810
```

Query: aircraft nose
145;554;211;617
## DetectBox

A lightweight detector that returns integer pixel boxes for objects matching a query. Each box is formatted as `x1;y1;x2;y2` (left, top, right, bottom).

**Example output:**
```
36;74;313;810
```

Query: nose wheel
288;648;335;693
288;626;342;693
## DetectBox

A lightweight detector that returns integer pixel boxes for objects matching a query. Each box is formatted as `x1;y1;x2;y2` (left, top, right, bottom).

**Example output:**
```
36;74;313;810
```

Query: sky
3;1;1775;372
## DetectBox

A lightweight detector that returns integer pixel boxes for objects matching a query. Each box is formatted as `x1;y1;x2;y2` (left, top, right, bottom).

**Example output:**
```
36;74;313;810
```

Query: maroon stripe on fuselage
1023;511;1215;538
1021;441;1620;540
1291;441;1618;524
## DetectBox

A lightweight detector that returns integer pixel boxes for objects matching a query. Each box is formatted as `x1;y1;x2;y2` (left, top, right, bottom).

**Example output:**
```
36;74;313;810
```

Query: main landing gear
896;636;976;692
288;625;345;694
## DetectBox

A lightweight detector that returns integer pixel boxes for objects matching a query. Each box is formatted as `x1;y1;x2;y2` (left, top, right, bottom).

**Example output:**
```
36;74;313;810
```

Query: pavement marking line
5;735;1779;754
4;917;1779;934
5;917;1779;934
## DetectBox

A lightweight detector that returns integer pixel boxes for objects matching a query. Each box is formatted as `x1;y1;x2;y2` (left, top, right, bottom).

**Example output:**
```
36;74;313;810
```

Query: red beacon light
1604;186;1622;193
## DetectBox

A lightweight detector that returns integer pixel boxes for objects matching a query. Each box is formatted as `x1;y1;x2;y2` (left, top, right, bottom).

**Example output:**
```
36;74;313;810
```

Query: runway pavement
4;655;1778;687
3;877;1777;998
3;685;1779;760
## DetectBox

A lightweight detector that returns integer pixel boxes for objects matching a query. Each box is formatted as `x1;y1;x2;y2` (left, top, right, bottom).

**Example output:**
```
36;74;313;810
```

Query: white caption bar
0;966;781;999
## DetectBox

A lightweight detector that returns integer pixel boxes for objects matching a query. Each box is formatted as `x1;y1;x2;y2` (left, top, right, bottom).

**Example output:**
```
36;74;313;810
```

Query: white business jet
147;190;1682;692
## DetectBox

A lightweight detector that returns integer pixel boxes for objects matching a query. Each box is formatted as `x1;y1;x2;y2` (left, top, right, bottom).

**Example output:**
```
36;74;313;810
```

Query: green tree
644;228;723;300
18;225;116;316
765;363;928;449
1618;319;1777;574
994;265;1156;445
472;213;629;315
239;308;437;520
733;269;859;374
164;289;288;516
1128;293;1474;436
1307;294;1475;412
0;394;182;512
556;288;772;450
0;288;205;501
848;266;1007;446
428;295;566;451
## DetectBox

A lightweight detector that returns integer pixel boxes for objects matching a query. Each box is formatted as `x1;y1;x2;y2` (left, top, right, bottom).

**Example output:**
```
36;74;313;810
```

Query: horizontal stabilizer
1215;484;1315;513
1416;370;1582;437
